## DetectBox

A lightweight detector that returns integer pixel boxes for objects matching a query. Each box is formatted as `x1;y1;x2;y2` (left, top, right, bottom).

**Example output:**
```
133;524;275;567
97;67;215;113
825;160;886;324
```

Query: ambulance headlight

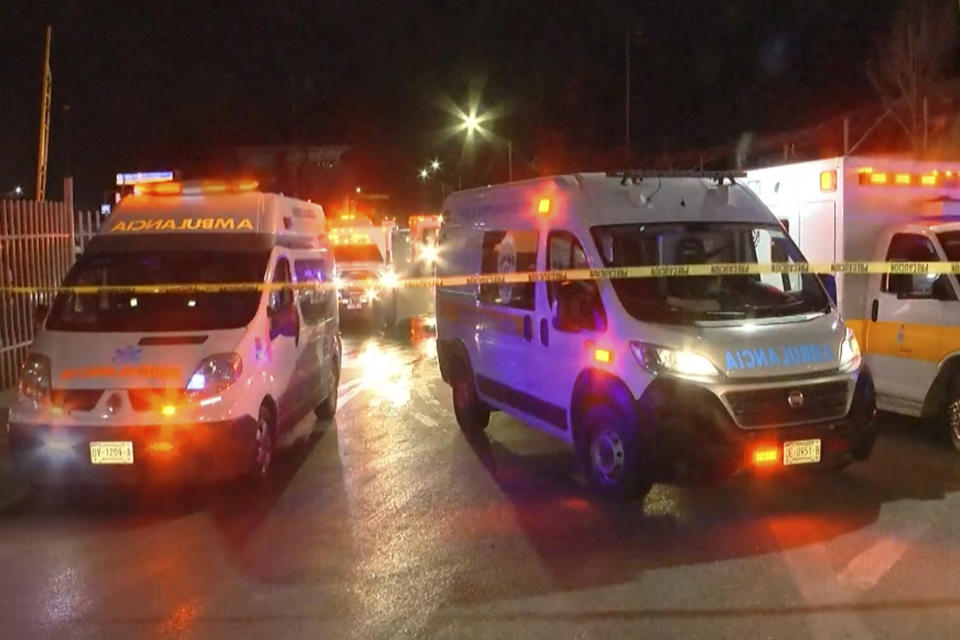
839;328;862;372
421;245;439;264
186;353;242;399
19;353;52;402
630;342;720;379
380;270;399;290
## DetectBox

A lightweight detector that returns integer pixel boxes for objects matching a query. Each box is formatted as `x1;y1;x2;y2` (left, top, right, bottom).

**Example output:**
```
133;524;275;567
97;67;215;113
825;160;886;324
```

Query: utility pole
507;140;513;182
35;26;52;201
625;30;630;161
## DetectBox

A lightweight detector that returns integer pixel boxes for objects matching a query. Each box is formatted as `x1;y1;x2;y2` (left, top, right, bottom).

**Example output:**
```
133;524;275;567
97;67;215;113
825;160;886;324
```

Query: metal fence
74;209;102;256
0;200;74;390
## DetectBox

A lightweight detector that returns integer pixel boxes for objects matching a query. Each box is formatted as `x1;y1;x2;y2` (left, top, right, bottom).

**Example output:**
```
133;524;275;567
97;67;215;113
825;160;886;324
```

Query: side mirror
34;303;49;328
268;303;298;340
933;274;956;301
819;274;837;305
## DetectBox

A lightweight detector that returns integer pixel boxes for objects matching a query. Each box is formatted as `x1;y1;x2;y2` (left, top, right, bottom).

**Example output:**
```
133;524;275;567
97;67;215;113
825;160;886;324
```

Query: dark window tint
47;250;270;332
271;258;294;309
478;230;537;309
883;234;942;297
546;231;606;332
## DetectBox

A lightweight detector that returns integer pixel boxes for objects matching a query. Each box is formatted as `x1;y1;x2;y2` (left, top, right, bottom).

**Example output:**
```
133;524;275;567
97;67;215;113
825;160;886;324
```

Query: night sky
1;0;903;210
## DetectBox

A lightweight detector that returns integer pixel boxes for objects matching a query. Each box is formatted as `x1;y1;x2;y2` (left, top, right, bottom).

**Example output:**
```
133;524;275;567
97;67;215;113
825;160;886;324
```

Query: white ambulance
436;171;876;498
331;215;434;333
745;157;960;450
9;179;341;485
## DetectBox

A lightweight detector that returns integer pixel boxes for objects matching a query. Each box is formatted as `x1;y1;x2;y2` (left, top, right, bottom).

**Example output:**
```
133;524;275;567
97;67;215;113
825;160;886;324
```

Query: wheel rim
591;428;626;484
254;416;273;477
950;400;960;443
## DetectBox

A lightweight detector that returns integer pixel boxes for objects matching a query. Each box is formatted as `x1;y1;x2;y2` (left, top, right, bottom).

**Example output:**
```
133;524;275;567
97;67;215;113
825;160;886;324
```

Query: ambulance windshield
591;222;830;324
47;250;271;332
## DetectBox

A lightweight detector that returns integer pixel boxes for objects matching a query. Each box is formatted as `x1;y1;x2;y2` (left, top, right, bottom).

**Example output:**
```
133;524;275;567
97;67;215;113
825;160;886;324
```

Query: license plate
783;439;821;466
90;441;134;465
347;301;362;310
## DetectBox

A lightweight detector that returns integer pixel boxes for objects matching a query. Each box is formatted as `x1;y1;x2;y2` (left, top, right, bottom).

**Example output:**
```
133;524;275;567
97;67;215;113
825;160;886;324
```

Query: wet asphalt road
3;330;960;639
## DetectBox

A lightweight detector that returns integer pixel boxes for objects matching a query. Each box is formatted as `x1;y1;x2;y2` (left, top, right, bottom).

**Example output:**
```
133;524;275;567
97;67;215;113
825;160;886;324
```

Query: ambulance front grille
724;380;850;428
50;389;103;412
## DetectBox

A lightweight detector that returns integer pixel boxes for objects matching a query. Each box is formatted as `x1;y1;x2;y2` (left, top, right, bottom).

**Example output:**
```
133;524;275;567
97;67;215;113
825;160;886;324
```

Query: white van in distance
436;171;877;498
10;179;341;485
745;157;960;450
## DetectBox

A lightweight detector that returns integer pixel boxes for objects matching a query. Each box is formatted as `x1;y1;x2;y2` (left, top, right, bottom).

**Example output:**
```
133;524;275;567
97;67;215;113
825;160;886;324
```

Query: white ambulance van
745;157;960;450
9;179;341;485
436;171;876;498
331;215;434;333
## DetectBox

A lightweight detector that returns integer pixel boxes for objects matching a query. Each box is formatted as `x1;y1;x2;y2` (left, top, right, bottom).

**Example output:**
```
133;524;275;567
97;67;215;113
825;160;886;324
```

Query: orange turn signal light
752;446;779;466
594;348;612;364
148;441;174;453
537;198;552;215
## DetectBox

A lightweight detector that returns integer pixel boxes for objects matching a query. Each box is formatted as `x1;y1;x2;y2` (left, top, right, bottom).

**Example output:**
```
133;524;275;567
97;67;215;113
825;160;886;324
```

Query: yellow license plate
783;439;821;466
89;441;134;465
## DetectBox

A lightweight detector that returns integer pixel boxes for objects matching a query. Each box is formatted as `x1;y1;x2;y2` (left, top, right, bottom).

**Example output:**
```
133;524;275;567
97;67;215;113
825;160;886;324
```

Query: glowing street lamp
430;159;440;171
418;168;429;180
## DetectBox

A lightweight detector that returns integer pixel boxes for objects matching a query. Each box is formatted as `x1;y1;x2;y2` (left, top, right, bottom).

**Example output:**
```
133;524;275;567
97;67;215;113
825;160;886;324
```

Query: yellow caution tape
0;261;957;295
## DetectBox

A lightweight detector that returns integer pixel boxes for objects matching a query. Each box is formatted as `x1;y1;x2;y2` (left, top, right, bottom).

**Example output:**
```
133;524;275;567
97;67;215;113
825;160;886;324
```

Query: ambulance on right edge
746;156;960;449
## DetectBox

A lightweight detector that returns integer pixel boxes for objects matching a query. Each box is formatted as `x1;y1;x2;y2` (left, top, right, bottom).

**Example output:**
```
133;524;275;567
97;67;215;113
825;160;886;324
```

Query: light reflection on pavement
2;321;960;638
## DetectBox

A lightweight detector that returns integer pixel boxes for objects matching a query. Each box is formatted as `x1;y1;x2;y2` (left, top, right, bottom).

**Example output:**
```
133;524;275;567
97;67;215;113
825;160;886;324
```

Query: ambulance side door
472;229;539;415
865;232;951;409
529;230;607;435
294;257;333;410
268;256;305;429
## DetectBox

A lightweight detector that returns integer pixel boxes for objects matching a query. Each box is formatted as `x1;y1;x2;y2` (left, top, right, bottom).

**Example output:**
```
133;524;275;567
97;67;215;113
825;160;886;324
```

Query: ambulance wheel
452;358;489;436
946;376;960;454
249;404;276;482
580;404;651;500
315;365;340;420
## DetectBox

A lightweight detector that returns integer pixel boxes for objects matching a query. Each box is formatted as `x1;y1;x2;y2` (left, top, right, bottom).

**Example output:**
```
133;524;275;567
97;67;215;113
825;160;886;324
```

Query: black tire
315;365;340;420
579;403;651;500
946;376;960;454
249;404;276;482
451;356;490;435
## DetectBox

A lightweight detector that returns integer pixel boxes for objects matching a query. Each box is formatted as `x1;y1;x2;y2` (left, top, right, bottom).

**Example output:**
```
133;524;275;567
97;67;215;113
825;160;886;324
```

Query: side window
883;233;947;299
294;259;331;325
755;228;802;293
271;258;294;309
479;230;537;309
547;230;606;332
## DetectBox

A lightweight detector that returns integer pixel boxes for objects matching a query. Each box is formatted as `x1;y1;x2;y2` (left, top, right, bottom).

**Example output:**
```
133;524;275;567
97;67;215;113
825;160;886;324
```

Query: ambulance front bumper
7;417;258;485
638;367;877;476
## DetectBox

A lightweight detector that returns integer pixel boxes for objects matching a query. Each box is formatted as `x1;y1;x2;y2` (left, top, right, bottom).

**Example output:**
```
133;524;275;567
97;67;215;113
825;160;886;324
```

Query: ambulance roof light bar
134;179;259;196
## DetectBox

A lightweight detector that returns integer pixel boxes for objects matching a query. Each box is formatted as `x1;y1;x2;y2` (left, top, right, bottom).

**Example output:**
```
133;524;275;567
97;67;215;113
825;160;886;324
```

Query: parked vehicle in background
331;213;435;334
746;157;960;450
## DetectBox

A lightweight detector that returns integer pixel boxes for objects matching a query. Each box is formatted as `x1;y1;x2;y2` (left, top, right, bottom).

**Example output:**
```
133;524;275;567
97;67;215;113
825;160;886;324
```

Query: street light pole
625;29;630;161
508;140;513;182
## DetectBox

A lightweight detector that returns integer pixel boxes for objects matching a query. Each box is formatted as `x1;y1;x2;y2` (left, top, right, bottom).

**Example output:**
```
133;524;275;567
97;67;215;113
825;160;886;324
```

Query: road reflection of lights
358;341;411;407
159;598;202;635
420;337;437;360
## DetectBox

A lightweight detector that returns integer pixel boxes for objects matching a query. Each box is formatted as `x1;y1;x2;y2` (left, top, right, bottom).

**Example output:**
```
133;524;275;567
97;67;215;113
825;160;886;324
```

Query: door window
547;231;606;332
479;230;537;309
883;233;953;300
294;258;333;325
271;258;294;309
